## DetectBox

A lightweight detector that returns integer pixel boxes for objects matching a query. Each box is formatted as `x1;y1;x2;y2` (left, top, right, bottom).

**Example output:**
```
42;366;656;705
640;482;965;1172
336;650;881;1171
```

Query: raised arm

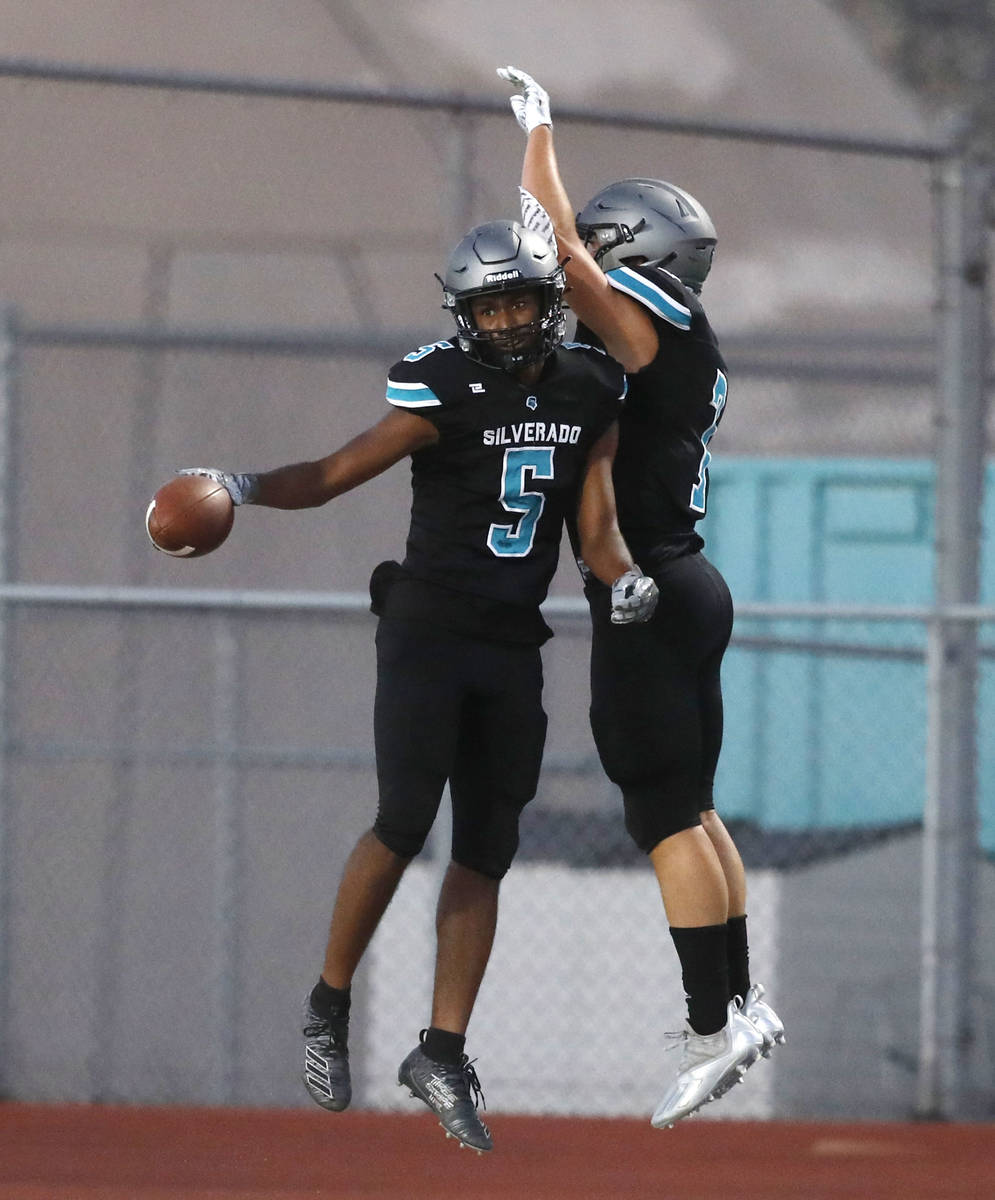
178;407;438;510
498;67;659;373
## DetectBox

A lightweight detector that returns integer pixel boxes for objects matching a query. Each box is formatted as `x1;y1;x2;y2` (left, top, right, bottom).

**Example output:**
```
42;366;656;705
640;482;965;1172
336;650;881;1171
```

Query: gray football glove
610;568;659;625
497;65;552;133
177;467;259;506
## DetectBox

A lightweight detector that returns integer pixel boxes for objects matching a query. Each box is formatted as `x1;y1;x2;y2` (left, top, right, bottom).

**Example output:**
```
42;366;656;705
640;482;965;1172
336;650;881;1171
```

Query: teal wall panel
700;458;987;846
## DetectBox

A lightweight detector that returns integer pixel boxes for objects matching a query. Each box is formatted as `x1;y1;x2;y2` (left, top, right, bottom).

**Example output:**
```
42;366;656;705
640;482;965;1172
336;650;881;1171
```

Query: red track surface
1;1104;993;1199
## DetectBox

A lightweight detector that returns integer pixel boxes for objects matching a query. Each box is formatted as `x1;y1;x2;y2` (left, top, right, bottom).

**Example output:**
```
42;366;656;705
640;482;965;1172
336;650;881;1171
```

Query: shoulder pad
605;265;692;331
386;340;457;409
399;339;456;364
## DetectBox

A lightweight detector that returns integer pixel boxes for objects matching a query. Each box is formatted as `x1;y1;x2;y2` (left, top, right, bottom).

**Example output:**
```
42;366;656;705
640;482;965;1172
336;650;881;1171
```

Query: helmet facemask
448;277;566;372
576;217;648;269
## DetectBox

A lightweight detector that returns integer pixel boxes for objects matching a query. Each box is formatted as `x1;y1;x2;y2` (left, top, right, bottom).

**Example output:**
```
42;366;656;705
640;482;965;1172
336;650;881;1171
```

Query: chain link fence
0;56;991;1122
2;589;993;1118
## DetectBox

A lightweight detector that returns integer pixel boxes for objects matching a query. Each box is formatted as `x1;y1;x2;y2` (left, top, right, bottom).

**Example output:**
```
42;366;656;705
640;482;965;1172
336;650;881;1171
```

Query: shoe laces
415;1030;486;1110
664;1023;728;1070
429;1053;487;1111
304;1009;348;1051
461;1057;486;1111
664;1028;691;1052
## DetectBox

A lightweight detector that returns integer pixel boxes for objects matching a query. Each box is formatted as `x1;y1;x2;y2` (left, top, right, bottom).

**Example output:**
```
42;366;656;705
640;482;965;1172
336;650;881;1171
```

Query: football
146;474;235;558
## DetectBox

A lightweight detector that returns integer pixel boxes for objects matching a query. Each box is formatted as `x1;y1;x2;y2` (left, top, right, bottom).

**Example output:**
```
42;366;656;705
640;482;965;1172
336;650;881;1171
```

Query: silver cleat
741;982;786;1057
651;998;765;1129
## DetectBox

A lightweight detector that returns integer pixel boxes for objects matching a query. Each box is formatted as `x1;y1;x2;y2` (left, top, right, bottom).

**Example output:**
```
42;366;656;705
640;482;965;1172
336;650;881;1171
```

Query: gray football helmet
442;220;566;370
575;178;716;292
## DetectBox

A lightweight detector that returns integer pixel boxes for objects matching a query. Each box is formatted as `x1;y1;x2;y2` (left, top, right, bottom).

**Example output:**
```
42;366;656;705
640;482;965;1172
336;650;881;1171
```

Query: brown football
145;474;234;558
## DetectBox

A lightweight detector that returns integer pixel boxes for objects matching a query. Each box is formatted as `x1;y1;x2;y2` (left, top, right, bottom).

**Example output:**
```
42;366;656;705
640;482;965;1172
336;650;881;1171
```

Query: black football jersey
385;338;625;608
575;263;728;559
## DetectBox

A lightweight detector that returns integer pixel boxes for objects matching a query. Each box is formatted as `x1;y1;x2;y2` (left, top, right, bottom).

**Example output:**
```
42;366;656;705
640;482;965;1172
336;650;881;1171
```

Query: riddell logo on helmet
484;270;523;283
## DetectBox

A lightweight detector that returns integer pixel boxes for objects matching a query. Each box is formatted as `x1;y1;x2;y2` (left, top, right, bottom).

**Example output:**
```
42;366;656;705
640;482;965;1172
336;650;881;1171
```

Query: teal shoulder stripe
606;266;692;330
386;380;442;408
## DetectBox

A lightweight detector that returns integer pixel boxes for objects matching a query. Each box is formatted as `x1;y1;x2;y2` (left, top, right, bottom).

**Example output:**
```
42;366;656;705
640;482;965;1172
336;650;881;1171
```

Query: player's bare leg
321;829;410;987
302;830;409;1114
647;827;763;1127
699;810;746;916
649;825;728;927
431;861;499;1033
397;861;497;1153
699;809;786;1054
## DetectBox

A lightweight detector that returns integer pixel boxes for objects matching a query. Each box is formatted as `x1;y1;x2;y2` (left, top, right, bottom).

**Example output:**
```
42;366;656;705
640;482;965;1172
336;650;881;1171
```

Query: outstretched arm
499;67;659;372
179;408;438;509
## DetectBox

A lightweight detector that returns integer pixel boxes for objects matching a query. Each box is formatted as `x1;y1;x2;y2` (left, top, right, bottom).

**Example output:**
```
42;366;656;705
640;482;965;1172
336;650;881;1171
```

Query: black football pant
371;618;548;879
587;550;733;853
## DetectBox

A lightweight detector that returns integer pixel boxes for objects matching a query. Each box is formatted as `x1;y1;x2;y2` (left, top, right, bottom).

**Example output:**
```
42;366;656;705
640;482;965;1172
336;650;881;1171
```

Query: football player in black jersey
500;66;785;1128
173;218;657;1152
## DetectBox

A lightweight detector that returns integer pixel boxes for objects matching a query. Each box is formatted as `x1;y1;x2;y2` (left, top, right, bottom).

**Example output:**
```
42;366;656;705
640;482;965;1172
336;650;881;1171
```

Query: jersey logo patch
526;395;538;411
470;383;485;394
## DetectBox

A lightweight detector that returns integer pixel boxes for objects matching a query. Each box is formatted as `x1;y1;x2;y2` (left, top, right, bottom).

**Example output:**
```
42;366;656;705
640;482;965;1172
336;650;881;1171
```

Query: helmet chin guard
442;220;566;370
576;178;716;293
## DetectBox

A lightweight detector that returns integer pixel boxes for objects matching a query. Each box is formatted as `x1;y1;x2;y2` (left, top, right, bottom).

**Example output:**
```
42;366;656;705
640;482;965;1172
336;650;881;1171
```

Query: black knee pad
622;786;701;854
371;817;427;861
451;847;514;881
451;804;522;880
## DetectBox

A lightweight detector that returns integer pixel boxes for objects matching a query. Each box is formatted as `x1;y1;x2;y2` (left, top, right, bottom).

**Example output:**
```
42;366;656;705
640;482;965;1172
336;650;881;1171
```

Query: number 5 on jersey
488;447;555;557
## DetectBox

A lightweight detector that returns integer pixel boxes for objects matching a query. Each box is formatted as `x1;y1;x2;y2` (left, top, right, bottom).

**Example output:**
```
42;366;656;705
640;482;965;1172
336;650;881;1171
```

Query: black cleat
302;998;351;1112
397;1032;492;1153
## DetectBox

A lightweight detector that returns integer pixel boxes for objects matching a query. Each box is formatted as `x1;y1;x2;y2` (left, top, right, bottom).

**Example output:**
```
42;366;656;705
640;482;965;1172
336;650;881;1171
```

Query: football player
499;66;785;1128
176;217;657;1152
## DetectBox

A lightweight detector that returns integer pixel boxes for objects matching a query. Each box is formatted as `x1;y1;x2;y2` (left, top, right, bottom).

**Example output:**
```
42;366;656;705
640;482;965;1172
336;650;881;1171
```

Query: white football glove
497;65;552;133
177;467;259;506
610;568;659;625
519;186;557;257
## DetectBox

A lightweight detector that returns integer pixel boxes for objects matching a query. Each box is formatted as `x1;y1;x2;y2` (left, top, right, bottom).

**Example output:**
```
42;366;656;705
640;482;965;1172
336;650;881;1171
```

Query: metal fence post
212;611;241;1104
918;152;992;1119
0;308;16;1091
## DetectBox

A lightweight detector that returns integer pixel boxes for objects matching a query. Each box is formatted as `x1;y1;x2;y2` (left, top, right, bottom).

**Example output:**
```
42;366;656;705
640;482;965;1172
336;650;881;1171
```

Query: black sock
422;1026;466;1066
310;977;351;1019
727;914;751;1002
669;924;730;1035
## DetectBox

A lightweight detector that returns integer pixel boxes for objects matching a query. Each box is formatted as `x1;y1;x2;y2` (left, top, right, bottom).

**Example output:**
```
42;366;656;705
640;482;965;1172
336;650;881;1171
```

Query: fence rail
0;56;952;159
5;582;995;624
